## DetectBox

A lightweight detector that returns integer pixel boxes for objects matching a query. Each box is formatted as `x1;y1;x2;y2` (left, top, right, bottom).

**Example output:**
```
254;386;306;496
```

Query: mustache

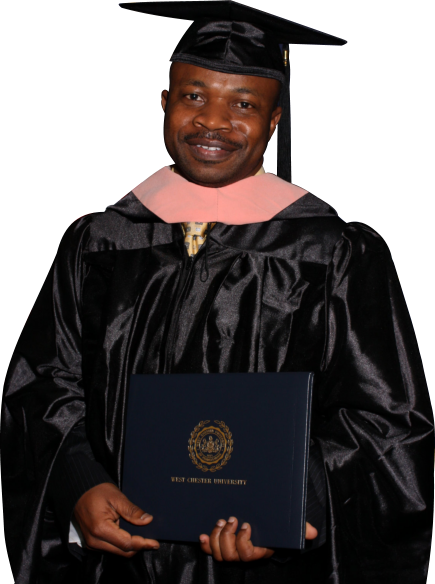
183;132;243;149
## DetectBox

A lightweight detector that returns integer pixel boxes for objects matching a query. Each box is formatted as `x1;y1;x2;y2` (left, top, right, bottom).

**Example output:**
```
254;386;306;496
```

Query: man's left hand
199;518;318;561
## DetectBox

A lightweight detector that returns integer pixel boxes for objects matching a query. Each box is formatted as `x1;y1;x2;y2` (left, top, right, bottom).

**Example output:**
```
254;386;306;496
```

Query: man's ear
268;106;282;140
161;90;169;112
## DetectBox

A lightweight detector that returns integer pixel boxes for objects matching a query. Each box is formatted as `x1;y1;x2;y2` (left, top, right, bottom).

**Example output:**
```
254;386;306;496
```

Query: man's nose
192;101;232;132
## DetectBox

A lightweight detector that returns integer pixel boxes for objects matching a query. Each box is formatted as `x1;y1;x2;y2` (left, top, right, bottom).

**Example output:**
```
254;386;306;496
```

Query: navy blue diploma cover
120;372;314;549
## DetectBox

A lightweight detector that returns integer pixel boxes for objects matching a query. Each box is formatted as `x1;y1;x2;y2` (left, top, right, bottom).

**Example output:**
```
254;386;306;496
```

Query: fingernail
227;516;236;523
216;519;225;527
140;513;151;520
241;523;248;530
199;535;207;543
152;545;160;550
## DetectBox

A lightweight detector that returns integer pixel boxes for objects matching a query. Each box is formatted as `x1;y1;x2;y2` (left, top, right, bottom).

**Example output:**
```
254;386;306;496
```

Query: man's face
161;63;282;188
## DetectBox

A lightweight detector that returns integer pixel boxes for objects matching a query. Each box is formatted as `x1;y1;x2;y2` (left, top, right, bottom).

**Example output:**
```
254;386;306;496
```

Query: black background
0;0;434;583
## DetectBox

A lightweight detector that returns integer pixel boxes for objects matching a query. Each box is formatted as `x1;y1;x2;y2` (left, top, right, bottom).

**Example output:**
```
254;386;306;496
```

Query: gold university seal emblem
188;420;233;472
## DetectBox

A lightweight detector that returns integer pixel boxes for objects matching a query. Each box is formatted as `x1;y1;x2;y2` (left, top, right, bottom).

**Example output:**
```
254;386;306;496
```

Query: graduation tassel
277;44;291;183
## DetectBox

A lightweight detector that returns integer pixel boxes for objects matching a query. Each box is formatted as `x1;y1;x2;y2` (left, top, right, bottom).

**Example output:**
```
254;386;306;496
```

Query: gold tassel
283;48;289;67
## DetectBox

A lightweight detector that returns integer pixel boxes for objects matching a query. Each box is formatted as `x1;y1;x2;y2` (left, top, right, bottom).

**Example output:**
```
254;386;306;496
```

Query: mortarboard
120;1;346;182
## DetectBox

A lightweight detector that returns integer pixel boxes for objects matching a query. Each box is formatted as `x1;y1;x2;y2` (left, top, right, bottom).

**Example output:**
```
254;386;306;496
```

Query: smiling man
161;63;282;187
1;2;433;584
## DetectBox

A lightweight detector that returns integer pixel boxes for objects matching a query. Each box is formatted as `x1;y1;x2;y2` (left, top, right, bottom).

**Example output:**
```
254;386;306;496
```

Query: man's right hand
73;482;159;557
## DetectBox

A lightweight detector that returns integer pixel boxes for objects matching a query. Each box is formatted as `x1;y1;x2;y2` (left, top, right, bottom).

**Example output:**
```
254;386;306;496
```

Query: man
1;2;433;584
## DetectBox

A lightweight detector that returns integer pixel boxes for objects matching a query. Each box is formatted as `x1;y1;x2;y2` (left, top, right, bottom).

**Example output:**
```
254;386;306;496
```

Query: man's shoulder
337;220;393;260
59;192;163;254
270;190;393;266
89;191;156;229
270;190;345;251
285;190;389;247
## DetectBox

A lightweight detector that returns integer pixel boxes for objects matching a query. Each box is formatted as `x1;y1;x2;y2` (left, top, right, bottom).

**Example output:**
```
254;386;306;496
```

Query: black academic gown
2;190;433;584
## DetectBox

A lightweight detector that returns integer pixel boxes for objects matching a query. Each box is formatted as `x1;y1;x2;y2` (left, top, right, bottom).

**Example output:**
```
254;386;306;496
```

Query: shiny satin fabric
171;20;286;82
2;191;433;584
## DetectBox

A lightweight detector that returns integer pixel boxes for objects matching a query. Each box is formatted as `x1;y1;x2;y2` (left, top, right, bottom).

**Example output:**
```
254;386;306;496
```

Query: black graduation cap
120;1;346;182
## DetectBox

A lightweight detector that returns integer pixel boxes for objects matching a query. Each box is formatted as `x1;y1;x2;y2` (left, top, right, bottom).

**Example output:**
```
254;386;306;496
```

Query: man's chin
175;158;245;188
180;169;242;188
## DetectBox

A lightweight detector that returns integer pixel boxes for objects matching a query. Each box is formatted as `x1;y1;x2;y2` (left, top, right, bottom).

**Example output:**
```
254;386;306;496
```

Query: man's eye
186;94;201;101
236;102;253;109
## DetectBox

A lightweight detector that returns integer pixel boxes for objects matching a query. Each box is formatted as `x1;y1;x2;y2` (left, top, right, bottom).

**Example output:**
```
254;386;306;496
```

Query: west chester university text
171;477;247;485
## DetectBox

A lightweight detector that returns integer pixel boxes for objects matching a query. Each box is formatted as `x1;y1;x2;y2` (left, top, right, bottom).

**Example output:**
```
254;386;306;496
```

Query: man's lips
186;137;238;152
184;137;240;161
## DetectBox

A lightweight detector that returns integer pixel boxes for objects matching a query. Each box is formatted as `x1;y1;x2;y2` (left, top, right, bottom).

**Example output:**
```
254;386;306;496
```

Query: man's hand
73;482;159;557
199;518;318;562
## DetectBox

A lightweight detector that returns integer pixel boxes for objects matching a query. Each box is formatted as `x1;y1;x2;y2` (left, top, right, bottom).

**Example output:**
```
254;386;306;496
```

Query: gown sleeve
0;216;112;580
47;419;115;559
316;222;434;583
